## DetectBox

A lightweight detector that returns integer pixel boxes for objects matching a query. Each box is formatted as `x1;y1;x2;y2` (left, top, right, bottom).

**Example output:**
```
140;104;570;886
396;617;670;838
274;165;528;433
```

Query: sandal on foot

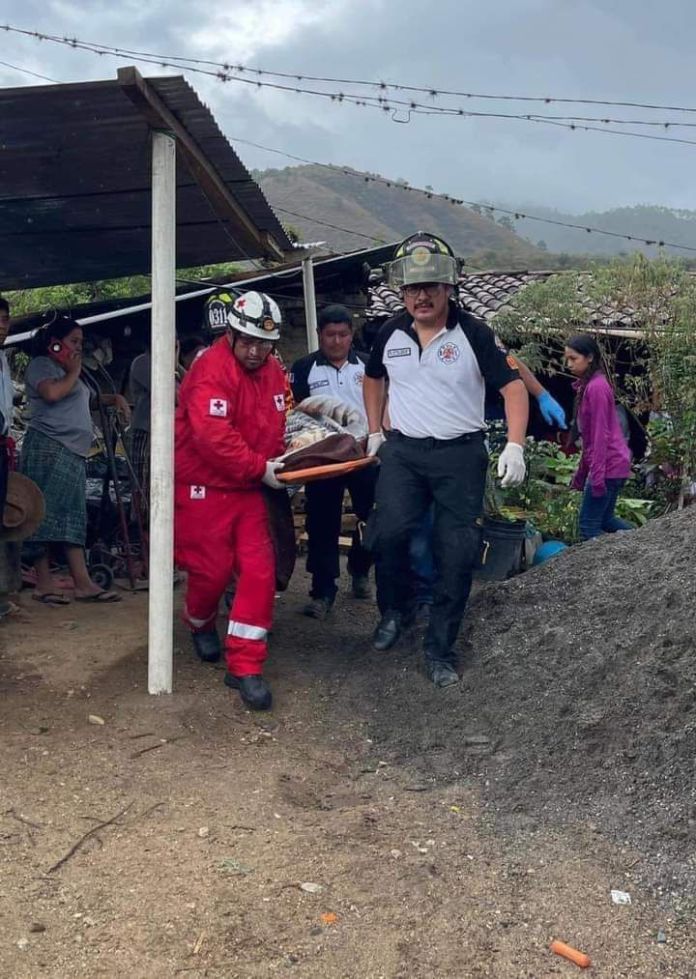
32;592;71;607
75;591;122;603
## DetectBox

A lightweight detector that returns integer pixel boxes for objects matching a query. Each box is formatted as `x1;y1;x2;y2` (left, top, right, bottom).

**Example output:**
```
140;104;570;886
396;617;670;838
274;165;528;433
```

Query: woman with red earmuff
19;314;129;605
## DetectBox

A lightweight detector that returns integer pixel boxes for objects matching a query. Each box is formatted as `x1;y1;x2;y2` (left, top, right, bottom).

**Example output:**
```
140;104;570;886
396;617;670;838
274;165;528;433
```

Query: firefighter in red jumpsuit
175;291;287;710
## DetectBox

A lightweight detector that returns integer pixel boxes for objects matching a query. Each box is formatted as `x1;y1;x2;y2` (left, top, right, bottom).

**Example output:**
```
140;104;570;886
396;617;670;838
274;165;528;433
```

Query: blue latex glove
537;390;567;428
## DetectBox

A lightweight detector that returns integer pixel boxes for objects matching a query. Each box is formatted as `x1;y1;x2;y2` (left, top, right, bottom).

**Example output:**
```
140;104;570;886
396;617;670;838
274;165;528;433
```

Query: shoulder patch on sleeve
209;398;228;417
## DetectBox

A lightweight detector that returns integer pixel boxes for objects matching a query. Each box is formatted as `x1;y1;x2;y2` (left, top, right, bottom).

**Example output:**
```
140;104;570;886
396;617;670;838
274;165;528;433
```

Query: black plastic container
476;516;527;581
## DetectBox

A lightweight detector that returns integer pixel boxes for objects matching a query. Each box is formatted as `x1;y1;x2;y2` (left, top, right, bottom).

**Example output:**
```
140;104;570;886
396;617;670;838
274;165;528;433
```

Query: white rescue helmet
226;291;282;341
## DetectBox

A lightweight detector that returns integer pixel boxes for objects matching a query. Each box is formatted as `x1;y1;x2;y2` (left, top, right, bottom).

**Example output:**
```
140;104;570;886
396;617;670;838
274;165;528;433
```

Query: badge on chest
437;341;460;365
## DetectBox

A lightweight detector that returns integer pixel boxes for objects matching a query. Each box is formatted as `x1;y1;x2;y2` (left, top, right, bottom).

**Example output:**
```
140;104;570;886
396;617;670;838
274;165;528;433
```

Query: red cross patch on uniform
209;398;228;417
190;485;206;500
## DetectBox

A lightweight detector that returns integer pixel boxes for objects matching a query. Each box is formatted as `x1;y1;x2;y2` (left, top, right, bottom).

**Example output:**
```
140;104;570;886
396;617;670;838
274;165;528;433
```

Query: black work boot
302;596;333;620
191;630;221;663
224;673;273;711
373;610;407;651
425;659;459;688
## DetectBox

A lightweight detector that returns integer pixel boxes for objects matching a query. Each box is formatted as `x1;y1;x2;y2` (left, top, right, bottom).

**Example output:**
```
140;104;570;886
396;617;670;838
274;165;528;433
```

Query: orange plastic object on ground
550;939;592;969
276;456;377;484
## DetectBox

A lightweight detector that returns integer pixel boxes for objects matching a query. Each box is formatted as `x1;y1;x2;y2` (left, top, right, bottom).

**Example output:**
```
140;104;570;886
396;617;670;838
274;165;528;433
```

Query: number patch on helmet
206;299;227;329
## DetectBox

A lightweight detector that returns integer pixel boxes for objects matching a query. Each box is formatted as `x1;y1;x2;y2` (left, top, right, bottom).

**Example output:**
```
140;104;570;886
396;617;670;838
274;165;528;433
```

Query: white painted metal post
302;255;319;353
148;130;176;694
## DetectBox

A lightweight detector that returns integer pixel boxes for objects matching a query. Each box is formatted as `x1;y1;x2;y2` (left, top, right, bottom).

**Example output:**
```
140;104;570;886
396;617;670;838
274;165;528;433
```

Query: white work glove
497;442;526;488
366;432;386;457
262;460;285;490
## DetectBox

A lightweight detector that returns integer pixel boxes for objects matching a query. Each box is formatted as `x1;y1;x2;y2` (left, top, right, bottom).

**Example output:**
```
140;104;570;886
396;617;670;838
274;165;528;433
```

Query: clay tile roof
367;270;554;323
366;269;663;335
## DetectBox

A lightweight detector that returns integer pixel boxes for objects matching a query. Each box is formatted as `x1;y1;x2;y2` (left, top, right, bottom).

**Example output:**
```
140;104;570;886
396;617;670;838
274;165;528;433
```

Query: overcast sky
4;0;696;230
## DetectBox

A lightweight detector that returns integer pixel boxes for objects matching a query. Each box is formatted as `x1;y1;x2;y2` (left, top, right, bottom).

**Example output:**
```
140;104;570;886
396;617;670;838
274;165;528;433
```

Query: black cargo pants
305;465;378;601
373;430;488;664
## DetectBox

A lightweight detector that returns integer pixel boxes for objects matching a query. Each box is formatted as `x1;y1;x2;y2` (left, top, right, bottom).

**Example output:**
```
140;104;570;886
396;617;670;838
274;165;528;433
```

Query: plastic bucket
532;539;568;566
476;517;527;581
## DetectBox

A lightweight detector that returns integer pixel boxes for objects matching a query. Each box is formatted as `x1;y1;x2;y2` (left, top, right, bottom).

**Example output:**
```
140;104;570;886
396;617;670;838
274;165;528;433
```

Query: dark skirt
19;428;87;546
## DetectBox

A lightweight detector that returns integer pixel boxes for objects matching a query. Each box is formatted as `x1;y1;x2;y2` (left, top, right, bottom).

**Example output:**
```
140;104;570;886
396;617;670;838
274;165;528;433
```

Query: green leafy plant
487;435;654;543
614;495;654;526
492;438;580;542
4;263;243;319
494;254;696;511
635;417;685;512
5;277;151;318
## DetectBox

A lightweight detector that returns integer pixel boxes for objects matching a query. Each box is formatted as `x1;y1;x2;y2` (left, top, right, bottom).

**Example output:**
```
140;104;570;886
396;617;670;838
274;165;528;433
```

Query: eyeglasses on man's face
401;283;445;297
235;334;274;351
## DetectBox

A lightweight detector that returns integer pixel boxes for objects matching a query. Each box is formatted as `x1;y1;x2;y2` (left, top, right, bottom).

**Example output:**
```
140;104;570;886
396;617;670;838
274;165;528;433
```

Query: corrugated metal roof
6;242;398;346
217;242;397;296
0;71;293;290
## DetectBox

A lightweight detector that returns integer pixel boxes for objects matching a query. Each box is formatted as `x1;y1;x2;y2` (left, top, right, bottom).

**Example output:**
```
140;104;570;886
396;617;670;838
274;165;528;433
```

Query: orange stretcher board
276;456;377;484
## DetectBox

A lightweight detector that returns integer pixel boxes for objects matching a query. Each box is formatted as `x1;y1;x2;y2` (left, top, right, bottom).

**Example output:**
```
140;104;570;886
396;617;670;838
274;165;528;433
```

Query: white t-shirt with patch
366;308;518;439
290;349;367;418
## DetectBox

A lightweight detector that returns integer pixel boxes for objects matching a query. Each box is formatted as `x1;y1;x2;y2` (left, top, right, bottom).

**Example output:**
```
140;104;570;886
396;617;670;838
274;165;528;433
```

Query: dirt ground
1;530;695;978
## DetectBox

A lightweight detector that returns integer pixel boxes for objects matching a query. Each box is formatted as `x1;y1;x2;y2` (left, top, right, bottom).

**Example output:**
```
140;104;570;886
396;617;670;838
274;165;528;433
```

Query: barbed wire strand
6;24;696;116
5;26;696;254
234;137;696;254
6;26;696;145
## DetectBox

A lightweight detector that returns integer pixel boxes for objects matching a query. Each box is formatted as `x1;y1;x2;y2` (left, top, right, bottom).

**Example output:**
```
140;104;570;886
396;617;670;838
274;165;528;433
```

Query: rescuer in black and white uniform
363;233;529;688
291;304;377;619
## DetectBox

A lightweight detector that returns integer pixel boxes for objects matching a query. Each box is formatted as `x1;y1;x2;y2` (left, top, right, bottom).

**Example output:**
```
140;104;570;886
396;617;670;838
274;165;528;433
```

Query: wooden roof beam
118;65;285;262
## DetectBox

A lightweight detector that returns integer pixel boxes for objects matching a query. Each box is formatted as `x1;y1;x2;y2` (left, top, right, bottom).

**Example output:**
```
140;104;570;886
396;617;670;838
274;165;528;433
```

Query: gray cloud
3;0;696;231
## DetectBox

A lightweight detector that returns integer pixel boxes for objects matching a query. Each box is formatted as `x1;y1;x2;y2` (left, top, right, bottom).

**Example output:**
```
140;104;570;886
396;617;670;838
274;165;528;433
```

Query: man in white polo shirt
363;233;528;688
291;304;377;618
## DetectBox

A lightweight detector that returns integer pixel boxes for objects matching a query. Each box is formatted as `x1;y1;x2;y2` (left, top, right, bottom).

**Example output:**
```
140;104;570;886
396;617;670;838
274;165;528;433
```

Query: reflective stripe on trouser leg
224;491;276;677
228;620;268;641
184;606;218;631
